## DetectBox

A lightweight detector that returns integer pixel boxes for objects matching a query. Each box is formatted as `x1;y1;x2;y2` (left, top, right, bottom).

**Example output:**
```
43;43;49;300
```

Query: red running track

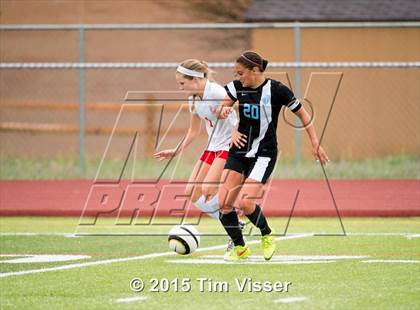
0;180;419;217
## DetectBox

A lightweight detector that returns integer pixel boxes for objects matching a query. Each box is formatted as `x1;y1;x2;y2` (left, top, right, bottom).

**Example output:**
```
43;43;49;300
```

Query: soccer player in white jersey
153;59;243;257
217;51;329;261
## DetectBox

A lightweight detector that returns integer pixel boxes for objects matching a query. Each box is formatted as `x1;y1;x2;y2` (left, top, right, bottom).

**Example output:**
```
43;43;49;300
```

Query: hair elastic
240;54;263;70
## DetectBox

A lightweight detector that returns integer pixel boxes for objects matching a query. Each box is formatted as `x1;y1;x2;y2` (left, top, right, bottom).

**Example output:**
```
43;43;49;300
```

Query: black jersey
224;78;301;158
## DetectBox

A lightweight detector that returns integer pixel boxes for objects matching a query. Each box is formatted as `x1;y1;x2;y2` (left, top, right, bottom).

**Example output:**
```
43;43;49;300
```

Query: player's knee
201;184;216;199
185;185;201;202
238;198;254;214
218;196;231;214
191;190;202;203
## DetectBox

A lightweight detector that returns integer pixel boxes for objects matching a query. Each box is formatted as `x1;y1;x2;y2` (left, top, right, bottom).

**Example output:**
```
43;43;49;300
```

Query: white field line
274;296;307;304
0;234;312;278
194;233;313;253
0;251;177;278
1;232;419;237
203;255;368;260
361;260;420;264
0;232;74;236
114;296;148;303
166;254;367;265
0;254;91;263
346;233;420;237
167;259;335;265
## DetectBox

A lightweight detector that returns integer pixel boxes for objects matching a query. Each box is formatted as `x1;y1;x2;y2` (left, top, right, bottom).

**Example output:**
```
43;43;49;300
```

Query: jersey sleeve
287;97;302;113
224;81;238;101
211;83;228;102
275;82;302;113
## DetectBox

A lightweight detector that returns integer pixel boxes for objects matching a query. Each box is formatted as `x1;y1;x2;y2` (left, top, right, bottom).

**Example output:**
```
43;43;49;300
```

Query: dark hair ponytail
261;59;268;71
236;51;268;72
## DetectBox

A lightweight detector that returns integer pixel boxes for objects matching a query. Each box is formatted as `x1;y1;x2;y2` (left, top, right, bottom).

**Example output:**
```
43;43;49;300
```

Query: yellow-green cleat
261;230;276;261
224;245;250;261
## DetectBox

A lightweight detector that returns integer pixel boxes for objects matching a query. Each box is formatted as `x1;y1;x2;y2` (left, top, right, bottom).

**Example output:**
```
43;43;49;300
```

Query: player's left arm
294;106;330;165
215;95;235;119
215;81;238;119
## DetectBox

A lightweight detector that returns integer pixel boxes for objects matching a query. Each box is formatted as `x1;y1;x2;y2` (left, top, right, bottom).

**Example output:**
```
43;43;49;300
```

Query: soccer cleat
261;230;276;261
224;245;250;261
224;220;247;259
224;237;235;259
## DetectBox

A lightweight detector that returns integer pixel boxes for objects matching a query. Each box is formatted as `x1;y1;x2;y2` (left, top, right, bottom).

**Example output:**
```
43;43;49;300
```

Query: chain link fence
1;23;419;179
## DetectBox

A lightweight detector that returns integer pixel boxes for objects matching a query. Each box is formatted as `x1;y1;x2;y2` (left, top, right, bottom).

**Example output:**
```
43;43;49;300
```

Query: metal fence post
79;25;86;175
145;96;156;157
294;22;302;163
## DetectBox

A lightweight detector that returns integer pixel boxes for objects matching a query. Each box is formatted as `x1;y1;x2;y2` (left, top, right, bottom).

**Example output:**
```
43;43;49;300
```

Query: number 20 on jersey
243;103;259;120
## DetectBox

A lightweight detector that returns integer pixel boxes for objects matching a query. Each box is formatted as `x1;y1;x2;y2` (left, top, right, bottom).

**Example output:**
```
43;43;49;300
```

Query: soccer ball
168;224;200;255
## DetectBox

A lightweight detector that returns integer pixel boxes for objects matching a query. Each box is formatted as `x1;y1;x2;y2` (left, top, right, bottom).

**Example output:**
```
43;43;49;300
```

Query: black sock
246;205;271;236
219;210;245;246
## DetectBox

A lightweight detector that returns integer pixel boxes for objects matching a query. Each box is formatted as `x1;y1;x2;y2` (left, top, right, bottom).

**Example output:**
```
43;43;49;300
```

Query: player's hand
312;144;329;165
215;106;233;119
153;149;176;161
232;129;247;149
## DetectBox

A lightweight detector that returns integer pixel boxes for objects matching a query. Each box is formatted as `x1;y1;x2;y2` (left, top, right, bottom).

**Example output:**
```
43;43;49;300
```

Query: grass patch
0;217;419;309
0;155;418;180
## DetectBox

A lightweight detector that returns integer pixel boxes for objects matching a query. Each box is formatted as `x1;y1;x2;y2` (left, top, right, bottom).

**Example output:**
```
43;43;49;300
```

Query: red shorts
199;150;229;165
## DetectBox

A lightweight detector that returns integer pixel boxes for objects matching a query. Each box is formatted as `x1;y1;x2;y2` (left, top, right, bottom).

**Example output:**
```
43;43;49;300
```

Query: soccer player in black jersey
217;51;329;261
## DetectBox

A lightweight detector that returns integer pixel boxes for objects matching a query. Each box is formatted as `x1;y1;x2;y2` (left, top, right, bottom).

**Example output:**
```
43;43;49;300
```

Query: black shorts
224;153;277;184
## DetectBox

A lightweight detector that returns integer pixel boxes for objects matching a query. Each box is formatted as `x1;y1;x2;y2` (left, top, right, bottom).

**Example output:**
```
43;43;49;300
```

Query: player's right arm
216;80;240;119
153;112;201;160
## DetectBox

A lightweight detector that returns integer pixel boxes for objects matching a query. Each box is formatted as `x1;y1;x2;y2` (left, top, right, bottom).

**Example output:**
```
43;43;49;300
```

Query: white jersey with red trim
188;80;238;152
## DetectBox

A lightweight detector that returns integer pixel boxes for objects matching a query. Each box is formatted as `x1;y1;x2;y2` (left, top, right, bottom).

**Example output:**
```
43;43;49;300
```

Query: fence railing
0;101;194;158
1;22;419;173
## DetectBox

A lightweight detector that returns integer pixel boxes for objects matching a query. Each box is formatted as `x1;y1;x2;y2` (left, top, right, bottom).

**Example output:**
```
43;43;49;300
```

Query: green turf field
0;217;419;309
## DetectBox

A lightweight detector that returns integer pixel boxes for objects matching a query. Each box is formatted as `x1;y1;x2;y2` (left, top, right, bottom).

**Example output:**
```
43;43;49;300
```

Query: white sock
193;194;220;220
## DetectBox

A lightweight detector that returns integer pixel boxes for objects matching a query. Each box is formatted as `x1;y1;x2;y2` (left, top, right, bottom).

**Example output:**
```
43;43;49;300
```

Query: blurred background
0;0;419;180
